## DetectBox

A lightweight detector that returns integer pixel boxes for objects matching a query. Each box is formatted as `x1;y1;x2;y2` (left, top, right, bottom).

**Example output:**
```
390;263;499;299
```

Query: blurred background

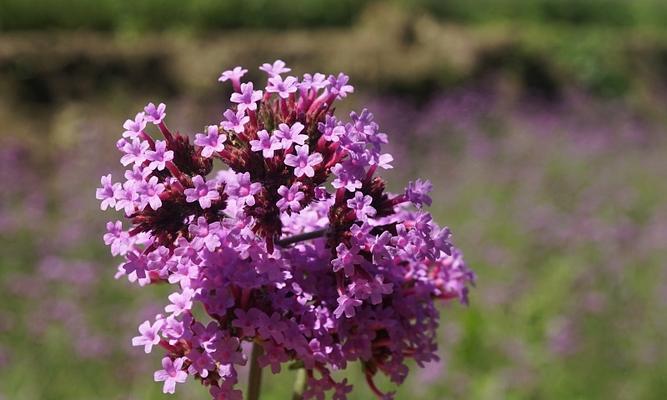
1;1;667;399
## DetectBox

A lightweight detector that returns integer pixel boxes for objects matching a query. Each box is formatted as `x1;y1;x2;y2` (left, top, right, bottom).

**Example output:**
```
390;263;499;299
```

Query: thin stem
276;227;328;247
247;343;263;400
291;368;307;400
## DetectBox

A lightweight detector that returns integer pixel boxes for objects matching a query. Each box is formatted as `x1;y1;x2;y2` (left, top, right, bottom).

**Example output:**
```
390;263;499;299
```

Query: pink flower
274;122;307;149
221;109;249;134
276;182;304;212
147;140;174;171
195;125;227;158
259;59;291;76
122;112;147;139
346;191;376;220
266;75;298;99
96;174;120;210
230;82;262;113
144;102;166;125
184;175;220;209
154;357;188;394
132;319;164;353
284;145;322;178
249;130;281;158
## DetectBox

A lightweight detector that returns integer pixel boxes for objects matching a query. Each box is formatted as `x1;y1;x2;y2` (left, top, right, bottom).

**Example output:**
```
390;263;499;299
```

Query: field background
1;1;667;399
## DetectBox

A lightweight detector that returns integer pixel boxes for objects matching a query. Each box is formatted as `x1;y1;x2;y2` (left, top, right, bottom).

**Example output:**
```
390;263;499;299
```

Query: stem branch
247;343;263;400
291;368;307;400
276;227;328;247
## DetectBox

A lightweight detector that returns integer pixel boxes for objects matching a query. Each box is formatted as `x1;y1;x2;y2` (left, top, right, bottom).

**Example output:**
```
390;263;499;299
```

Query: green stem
247;343;263;400
291;368;307;400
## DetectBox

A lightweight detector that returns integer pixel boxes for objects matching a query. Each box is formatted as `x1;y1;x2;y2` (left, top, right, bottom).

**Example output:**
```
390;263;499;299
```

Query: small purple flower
334;294;362;318
147;140;174;171
219;66;248;84
230;82;262;113
284;145;322;178
195;125;227;158
187;348;215;378
137;176;165;210
274;122;307;149
120;138;149;167
258;341;289;373
346;191;376;220
299;73;328;92
276;182;304;212
266;75;298;99
122;250;148;279
184;175;220;209
331;243;362;276
220;109;249;134
103;220;130;256
144;102;166;125
318;115;345;142
122;112;147;139
96;174;120;210
259;59;291;76
132;319;164;353
154;357;188;394
406;179;433;208
226;172;261;207
165;288;195;316
212;335;245;365
115;181;139;215
328;73;354;99
250;130;281;158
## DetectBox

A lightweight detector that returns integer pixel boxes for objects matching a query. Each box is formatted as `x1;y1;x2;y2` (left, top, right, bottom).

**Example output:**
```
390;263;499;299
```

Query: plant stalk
276;227;328;247
291;368;307;400
247;343;263;400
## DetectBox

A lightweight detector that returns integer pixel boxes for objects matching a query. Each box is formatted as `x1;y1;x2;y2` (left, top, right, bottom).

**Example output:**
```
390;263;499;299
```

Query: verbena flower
97;60;475;399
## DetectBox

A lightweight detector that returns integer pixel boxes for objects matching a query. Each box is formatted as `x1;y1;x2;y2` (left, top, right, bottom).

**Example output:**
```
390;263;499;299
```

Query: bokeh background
2;1;667;399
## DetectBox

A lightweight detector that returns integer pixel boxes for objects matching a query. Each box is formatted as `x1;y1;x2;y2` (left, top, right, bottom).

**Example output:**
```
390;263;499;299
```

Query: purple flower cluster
97;61;474;399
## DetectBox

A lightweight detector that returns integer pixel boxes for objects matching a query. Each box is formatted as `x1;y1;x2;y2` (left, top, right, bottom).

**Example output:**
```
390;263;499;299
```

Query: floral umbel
97;60;475;399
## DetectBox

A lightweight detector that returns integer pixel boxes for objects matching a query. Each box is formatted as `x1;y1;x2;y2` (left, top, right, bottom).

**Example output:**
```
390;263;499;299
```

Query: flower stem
276;227;328;247
247;343;263;400
291;368;307;400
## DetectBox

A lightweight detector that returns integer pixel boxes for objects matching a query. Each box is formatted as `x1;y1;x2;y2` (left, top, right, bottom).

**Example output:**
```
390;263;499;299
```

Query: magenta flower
346;191;376;220
230;82;262;113
122;112;147;139
144;102;166;125
299;73;328;92
250;130;281;158
137;176;165;210
98;60;474;400
96;174;120;210
259;59;291;76
405;179;433;208
328;73;354;99
195;125;227;158
226;172;261;207
284;145;322;178
318;115;345;142
184;175;220;209
266;75;298;99
120;138;149;167
154;357;188;394
274;122;307;149
276;182;304;212
334;295;362;319
219;66;248;85
104;220;130;256
132;319;164;353
147;140;174;171
221;109;249;134
165;288;195;316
